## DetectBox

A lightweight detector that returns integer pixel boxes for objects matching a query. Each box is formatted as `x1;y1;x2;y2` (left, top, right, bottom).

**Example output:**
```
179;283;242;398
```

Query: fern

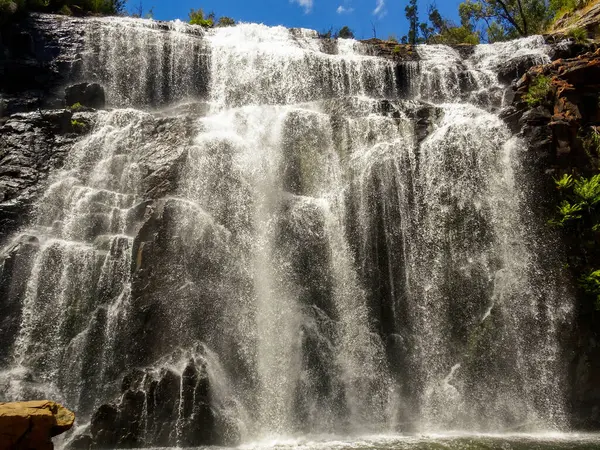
574;174;600;205
555;173;575;190
579;269;600;310
556;200;584;225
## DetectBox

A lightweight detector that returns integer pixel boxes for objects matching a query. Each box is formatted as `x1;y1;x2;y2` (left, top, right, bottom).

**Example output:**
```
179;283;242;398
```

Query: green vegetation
337;25;354;39
188;8;235;28
551;172;600;309
401;3;480;45
1;0;124;24
71;119;86;129
69;102;83;110
397;0;594;44
189;8;214;27
522;75;552;107
550;0;592;23
580;270;600;310
582;126;600;162
216;16;235;27
568;26;588;42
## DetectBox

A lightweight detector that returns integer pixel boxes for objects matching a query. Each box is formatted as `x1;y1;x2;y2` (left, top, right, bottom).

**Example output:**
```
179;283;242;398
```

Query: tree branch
495;0;525;36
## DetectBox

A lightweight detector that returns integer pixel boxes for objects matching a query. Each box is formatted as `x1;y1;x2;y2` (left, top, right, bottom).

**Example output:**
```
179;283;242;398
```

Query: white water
0;17;576;448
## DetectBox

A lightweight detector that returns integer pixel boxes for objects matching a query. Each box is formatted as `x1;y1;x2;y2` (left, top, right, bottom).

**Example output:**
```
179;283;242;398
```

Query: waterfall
0;16;573;446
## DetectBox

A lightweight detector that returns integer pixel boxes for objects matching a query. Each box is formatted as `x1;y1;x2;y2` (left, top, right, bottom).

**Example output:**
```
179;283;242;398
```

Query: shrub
387;34;398;43
568;26;588;43
216;16;235;27
189;8;214;27
337;26;354;39
69;102;83;110
523;75;552;107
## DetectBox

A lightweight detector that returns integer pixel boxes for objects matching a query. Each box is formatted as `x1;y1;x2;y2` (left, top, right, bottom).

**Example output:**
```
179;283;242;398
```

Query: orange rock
0;401;75;450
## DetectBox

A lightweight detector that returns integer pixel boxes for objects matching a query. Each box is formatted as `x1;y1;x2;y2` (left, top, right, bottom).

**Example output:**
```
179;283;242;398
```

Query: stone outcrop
0;401;75;450
550;0;600;40
64;82;105;109
508;49;600;171
504;47;600;429
68;349;236;450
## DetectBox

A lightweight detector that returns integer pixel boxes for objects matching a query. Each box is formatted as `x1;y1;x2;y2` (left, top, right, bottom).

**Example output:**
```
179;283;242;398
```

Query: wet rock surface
0;14;85;116
0;109;95;244
506;47;600;429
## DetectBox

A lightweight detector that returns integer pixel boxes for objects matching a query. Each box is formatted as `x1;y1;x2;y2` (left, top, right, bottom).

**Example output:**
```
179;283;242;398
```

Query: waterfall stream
0;17;577;447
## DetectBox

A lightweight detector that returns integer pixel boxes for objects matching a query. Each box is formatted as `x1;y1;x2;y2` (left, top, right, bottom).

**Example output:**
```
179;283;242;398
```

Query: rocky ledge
502;46;600;429
0;401;75;450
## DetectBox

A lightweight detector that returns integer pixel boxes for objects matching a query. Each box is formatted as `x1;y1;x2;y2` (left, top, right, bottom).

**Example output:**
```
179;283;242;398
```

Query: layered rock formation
0;401;75;450
550;0;600;40
504;45;600;429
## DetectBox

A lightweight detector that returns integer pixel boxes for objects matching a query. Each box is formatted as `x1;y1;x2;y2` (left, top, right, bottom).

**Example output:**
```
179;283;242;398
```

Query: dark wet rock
512;45;600;430
499;106;522;134
407;103;444;145
67;434;93;450
0;236;39;364
0;109;95;244
88;353;223;449
0;14;85;116
65;82;105;109
498;54;545;84
360;39;419;61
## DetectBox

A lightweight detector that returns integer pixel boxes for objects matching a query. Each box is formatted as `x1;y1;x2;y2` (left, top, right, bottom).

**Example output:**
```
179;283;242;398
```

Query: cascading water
0;16;578;448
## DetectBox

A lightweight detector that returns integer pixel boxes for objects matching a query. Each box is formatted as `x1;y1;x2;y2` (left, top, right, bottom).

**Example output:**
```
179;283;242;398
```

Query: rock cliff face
550;0;600;40
504;45;600;429
0;401;75;450
2;11;600;449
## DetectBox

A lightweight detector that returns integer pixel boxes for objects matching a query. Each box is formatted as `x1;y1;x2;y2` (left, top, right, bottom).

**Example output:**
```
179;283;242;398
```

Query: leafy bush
189;8;214;27
523;75;552;107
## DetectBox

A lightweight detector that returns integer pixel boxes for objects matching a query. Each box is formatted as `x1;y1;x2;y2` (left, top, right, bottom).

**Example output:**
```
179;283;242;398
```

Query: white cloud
291;0;314;13
373;0;386;18
336;5;354;14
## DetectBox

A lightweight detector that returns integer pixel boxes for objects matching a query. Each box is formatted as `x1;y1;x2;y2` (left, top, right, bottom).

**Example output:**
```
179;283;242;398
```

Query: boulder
498;54;545;84
0;401;75;450
64;83;106;109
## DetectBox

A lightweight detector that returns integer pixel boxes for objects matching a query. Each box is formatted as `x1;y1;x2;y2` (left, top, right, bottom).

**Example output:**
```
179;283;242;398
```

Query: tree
337;25;354;39
457;0;549;40
419;4;481;45
404;0;419;45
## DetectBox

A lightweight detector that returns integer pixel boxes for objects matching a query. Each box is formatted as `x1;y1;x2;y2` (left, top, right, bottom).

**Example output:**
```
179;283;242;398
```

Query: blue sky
134;0;462;40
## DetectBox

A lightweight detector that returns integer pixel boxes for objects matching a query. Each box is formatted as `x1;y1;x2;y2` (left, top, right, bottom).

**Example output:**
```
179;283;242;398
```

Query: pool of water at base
144;434;600;450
